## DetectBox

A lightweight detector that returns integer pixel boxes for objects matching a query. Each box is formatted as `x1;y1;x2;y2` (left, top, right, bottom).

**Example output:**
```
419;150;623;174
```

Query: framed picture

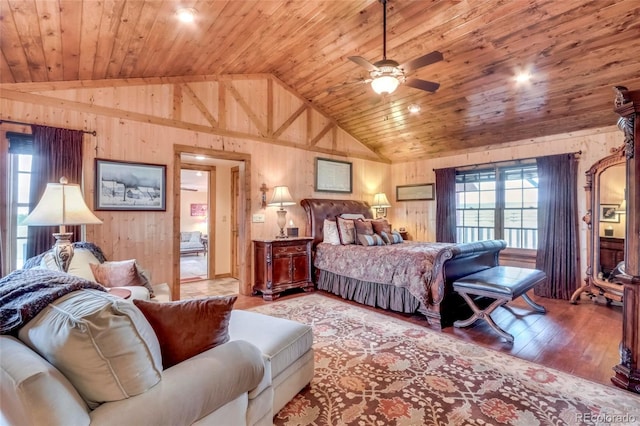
600;204;620;223
396;183;435;201
190;203;207;217
95;159;166;211
315;157;353;193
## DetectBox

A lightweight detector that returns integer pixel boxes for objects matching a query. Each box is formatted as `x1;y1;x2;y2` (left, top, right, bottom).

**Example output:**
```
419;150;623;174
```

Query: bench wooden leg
453;293;515;343
521;293;546;313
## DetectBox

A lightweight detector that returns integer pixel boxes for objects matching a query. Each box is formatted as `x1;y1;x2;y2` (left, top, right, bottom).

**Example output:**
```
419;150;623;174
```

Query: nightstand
253;237;313;301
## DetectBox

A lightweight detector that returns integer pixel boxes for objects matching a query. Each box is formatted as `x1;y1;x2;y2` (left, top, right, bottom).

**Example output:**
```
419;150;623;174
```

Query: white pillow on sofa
39;248;100;282
18;289;163;408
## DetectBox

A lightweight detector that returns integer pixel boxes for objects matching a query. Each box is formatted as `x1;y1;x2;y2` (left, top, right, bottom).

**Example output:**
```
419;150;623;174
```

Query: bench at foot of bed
452;266;547;343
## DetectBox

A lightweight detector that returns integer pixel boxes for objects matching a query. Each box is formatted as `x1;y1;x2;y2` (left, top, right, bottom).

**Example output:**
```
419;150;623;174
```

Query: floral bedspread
314;241;458;302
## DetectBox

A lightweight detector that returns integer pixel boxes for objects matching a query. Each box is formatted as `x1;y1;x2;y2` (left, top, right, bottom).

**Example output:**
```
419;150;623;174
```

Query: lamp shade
371;76;400;95
23;178;102;226
372;193;391;208
268;186;295;207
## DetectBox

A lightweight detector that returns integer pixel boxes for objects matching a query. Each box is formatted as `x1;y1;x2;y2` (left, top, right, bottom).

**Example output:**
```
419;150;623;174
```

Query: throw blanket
0;268;106;335
314;241;457;304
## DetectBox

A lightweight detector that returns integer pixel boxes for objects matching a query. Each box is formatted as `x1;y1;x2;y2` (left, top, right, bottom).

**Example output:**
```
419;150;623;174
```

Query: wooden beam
172;84;182;121
0;88;388;163
224;81;268;137
267;77;273;136
273;103;307;139
309;122;334;147
182;83;218;127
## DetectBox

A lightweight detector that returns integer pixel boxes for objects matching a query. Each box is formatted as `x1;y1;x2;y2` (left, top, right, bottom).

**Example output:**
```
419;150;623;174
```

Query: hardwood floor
184;281;623;389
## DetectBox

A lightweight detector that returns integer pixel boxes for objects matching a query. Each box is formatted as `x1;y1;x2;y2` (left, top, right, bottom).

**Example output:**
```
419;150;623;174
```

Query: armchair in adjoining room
180;231;206;256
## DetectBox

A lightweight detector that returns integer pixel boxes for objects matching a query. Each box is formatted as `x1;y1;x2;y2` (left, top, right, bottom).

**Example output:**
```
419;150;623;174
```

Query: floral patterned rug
248;294;640;426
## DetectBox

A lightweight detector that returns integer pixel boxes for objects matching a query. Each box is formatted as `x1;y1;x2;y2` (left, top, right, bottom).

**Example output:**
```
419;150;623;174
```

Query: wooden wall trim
182;83;218;127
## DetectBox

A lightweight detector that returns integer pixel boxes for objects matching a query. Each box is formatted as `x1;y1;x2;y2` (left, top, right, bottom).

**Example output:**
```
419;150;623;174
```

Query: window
7;132;33;269
456;164;538;249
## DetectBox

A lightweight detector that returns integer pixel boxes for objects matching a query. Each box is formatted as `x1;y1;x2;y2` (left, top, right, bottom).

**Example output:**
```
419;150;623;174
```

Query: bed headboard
300;198;373;248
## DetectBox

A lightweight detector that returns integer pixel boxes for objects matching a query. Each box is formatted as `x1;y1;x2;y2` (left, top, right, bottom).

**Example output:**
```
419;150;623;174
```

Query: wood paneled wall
0;76;389;297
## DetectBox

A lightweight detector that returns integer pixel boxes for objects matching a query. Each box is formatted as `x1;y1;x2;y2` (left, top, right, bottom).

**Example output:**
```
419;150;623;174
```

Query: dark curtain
26;125;84;258
535;154;580;299
435;167;457;242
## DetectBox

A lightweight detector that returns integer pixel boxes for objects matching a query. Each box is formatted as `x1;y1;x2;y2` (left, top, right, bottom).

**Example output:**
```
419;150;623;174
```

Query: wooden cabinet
600;237;625;276
253;238;313;301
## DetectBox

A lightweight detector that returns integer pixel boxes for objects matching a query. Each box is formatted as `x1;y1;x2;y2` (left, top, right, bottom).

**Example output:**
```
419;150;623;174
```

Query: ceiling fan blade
400;51;443;73
404;78;440;93
348;56;379;72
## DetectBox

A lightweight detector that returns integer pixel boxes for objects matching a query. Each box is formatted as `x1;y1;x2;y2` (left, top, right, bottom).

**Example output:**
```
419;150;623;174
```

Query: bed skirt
316;269;423;314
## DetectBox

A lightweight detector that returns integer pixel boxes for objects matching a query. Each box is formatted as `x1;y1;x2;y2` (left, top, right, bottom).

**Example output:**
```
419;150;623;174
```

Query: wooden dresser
253;237;313;300
600;236;625;276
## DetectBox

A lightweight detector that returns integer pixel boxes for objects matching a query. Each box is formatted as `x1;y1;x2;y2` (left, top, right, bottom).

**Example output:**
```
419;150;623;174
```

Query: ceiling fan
347;0;443;95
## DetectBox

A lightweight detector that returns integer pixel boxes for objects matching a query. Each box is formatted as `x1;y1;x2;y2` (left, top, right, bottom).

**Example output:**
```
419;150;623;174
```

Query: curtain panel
26;125;85;259
535;154;580;299
435;167;457;243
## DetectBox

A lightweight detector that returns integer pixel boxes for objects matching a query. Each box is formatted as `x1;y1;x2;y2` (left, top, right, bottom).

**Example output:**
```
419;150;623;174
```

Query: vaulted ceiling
1;0;639;162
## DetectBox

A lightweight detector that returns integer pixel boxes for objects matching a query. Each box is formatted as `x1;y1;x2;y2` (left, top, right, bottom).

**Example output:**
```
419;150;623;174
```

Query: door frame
173;145;252;301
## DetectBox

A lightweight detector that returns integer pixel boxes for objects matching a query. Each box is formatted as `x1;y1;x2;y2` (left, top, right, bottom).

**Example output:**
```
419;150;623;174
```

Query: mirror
571;146;626;304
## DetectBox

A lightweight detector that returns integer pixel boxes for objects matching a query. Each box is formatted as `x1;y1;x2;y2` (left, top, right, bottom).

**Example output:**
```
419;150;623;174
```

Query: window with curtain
6;132;34;269
455;164;539;249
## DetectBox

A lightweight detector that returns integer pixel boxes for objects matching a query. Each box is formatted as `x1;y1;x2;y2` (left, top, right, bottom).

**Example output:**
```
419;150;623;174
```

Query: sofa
180;231;206;256
1;247;315;425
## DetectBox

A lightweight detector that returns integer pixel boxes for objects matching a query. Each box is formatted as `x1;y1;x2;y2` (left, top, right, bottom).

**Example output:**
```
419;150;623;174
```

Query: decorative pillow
133;296;237;369
18;289;163;408
353;218;374;245
90;259;155;298
322;219;341;245
371;219;392;236
380;230;404;244
336;216;356;245
358;233;386;246
340;213;366;220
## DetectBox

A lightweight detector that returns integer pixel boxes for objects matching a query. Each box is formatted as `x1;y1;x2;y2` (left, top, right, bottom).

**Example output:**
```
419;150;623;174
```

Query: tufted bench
453;266;547;343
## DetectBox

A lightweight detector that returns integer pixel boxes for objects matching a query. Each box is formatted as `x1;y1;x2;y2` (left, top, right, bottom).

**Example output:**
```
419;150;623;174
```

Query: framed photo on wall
396;183;435;201
95;159;167;211
600;204;620;223
190;203;207;216
315;157;353;193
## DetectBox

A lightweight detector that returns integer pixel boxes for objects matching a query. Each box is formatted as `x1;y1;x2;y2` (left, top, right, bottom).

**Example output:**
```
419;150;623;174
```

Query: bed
300;198;507;328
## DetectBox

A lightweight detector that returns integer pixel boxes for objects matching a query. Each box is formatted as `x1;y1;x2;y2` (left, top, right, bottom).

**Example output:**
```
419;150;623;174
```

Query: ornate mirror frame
570;147;626;304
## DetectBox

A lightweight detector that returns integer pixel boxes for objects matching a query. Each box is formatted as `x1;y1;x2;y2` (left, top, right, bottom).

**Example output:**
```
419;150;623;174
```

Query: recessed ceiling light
195;155;205;160
176;7;197;23
408;104;421;113
515;72;531;84
196;171;203;177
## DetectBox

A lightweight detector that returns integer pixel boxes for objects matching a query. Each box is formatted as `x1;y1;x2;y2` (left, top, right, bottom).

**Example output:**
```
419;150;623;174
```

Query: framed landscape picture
95;159;167;211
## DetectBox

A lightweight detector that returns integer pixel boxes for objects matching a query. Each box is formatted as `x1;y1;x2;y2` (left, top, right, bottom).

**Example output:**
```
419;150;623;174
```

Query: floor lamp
23;177;102;272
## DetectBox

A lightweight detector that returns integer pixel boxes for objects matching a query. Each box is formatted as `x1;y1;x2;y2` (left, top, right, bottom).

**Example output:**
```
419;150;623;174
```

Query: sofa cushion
40;248;100;281
229;310;313;380
90;259;155;297
18;289;163;408
133;296;236;369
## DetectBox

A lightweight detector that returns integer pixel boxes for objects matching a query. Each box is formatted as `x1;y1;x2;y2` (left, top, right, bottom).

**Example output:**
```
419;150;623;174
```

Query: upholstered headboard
300;198;373;248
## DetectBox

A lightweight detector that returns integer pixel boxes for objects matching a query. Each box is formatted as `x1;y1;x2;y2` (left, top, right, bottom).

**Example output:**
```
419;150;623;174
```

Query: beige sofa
1;245;315;425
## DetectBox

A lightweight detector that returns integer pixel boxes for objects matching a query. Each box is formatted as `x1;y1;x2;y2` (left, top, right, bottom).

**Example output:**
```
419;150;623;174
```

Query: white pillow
322;219;341;245
67;248;101;281
18;289;163;408
340;213;365;220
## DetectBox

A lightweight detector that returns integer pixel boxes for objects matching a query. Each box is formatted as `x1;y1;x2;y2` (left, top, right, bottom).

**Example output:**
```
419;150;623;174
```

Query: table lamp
372;192;391;218
268;186;295;238
22;177;103;271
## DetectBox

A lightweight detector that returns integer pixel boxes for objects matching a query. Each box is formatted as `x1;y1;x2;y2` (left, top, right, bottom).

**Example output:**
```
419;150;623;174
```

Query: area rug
248;294;640;426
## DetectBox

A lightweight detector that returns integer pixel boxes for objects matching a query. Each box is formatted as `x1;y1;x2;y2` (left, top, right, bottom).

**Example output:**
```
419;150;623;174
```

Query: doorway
173;145;250;301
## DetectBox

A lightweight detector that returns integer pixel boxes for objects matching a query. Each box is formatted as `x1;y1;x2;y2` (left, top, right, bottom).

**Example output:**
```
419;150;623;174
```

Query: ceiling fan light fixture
371;75;400;95
408;104;421;113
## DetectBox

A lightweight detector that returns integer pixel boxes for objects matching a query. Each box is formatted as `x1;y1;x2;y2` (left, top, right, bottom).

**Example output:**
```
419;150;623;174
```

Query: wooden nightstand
253;237;313;300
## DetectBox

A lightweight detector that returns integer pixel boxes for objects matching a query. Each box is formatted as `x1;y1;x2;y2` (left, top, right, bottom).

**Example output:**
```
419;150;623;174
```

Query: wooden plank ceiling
1;0;639;162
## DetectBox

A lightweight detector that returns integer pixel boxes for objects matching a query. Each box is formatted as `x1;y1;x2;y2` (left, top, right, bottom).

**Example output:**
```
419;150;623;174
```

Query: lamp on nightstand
268;186;296;239
372;192;391;218
22;177;102;272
